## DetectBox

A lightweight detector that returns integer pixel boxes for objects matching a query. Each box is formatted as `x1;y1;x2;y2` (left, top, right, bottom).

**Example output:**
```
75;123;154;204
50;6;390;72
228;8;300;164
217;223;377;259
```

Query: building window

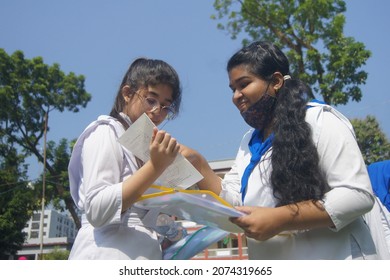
31;223;39;230
30;231;39;238
32;213;40;221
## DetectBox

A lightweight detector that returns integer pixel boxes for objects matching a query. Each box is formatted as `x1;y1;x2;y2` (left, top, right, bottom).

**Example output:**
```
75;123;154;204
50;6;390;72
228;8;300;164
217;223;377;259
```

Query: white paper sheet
118;113;204;189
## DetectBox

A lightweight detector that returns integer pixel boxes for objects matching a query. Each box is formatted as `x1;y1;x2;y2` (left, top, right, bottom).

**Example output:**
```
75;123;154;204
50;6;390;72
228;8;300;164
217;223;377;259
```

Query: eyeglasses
136;93;175;120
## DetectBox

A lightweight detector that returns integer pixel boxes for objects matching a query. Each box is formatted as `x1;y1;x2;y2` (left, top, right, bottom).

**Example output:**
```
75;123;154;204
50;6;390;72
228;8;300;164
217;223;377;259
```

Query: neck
262;123;274;139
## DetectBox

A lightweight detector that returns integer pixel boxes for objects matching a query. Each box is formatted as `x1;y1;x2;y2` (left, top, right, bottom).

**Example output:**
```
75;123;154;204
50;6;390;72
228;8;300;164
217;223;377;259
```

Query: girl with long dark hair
187;41;383;259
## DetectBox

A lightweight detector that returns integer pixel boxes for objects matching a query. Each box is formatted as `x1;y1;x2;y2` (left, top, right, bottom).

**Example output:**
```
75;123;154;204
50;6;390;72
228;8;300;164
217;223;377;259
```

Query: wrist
148;157;170;173
274;205;295;233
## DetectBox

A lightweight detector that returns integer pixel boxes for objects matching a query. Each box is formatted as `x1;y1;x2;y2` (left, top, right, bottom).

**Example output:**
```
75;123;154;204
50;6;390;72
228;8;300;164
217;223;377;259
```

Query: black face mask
241;92;276;130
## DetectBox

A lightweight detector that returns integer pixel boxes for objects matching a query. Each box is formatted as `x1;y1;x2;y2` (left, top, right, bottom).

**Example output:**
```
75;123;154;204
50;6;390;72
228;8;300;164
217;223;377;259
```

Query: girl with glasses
68;58;186;259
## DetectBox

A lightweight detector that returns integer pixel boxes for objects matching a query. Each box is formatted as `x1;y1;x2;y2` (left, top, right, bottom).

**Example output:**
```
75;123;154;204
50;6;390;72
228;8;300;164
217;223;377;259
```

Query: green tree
212;0;371;105
212;0;389;161
351;116;390;165
42;247;70;260
0;49;91;229
33;138;75;213
0;138;37;259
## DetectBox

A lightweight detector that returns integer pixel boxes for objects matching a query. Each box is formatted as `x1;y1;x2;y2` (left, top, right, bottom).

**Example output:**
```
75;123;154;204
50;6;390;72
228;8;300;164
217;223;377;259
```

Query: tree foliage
0;138;37;259
32;138;75;213
212;0;371;105
0;48;91;229
351;116;390;165
42;247;70;260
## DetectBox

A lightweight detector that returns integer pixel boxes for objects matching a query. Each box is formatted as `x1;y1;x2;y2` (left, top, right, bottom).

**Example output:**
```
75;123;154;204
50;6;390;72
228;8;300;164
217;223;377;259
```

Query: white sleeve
220;158;243;207
82;124;124;228
220;129;254;207
314;109;374;231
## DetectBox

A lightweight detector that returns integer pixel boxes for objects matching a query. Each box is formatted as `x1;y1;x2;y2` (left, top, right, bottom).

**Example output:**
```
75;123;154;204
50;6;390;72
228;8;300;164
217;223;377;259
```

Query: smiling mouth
237;101;248;113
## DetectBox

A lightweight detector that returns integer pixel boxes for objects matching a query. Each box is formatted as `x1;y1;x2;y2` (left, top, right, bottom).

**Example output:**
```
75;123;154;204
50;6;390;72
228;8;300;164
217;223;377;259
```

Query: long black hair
110;57;182;129
227;41;328;206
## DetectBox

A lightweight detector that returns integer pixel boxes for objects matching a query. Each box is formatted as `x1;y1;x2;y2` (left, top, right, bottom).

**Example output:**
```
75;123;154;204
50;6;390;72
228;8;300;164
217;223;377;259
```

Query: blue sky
1;0;389;180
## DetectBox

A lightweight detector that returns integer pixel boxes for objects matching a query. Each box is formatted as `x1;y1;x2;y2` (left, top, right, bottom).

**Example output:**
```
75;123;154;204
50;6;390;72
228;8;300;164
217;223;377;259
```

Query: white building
24;209;77;240
17;209;78;260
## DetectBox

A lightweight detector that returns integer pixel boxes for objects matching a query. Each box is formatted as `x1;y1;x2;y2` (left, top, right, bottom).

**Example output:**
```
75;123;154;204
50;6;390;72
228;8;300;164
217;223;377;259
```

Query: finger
229;216;249;228
151;127;158;143
154;130;166;144
167;138;179;153
235;206;253;215
160;131;172;147
174;143;180;154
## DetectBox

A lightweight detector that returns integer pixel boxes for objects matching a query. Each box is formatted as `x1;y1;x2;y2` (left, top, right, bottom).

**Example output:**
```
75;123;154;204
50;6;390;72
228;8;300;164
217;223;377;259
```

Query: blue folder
163;226;229;260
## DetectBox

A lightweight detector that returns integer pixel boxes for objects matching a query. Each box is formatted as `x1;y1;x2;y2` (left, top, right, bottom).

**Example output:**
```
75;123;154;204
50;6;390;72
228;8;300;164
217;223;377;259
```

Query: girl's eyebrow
147;90;173;104
229;76;250;89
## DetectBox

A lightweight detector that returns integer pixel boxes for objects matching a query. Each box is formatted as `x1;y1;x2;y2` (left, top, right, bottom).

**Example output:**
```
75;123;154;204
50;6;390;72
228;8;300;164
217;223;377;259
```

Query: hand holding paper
118;113;203;189
149;127;180;171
